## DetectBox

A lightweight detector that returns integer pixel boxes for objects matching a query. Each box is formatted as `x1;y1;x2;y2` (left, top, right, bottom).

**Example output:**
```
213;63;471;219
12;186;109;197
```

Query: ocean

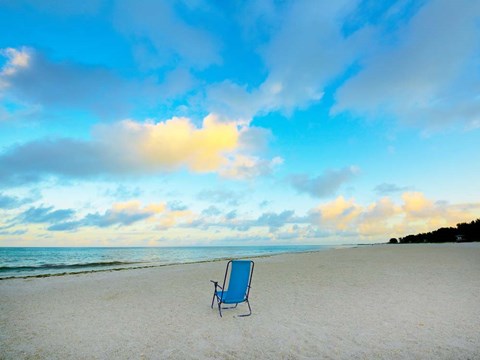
0;245;332;279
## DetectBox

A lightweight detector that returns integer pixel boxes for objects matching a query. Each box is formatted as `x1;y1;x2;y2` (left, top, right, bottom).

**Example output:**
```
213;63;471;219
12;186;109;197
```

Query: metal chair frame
210;260;254;317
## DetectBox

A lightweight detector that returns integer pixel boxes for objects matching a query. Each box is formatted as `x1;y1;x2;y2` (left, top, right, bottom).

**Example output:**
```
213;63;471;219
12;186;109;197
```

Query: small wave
0;261;140;273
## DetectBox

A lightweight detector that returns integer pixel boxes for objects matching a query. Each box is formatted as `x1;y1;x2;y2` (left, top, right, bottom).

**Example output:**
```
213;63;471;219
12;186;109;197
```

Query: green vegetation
397;219;480;244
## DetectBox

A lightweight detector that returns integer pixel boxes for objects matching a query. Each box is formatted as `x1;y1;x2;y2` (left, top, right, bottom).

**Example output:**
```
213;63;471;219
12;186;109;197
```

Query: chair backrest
222;260;254;302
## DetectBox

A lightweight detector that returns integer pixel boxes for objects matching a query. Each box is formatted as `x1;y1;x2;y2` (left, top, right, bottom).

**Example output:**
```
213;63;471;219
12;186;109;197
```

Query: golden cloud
313;193;480;239
93;114;278;178
402;192;433;215
158;209;195;228
112;200;166;215
315;196;362;230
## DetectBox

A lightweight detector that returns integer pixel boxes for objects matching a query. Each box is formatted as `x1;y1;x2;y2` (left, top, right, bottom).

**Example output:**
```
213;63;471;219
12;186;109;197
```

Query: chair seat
215;290;246;304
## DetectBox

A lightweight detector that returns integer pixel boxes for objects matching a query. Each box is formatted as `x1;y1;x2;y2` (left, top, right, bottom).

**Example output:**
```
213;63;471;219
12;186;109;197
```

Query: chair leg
211;293;216;309
237;300;252;317
218;302;223;317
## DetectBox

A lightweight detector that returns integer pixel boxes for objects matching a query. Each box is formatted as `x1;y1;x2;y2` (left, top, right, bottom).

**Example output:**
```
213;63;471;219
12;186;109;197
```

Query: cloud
206;0;480;131
47;222;82;232
45;200;198;231
0;47;132;116
16;205;75;224
259;200;271;208
104;185;143;200
48;201;166;231
82;201;164;228
160;192;480;240
289;166;359;198
113;0;219;70
257;1;355;112
313;196;362;231
357;197;402;236
238;125;273;153
333;0;480;129
94;114;241;173
197;189;242;206
225;210;237;220
374;182;412;195
0;114;278;186
399;191;480;231
0;228;27;236
219;155;283;180
8;191;478;244
167;201;188;211
180;208;305;233
154;67;198;99
3;1;477;132
0;48;30;80
207;81;265;120
0;138;109;186
253;210;296;231
310;192;480;239
402;191;433;216
0;193;27;209
201;205;222;216
271;224;340;243
207;1;358;118
157;208;194;228
0;47;200;119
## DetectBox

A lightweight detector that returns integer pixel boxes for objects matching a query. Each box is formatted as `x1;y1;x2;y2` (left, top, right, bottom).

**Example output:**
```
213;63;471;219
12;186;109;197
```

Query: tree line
389;218;480;244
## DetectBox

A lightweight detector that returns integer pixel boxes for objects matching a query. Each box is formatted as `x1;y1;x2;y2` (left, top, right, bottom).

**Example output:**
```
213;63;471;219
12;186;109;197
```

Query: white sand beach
1;244;480;359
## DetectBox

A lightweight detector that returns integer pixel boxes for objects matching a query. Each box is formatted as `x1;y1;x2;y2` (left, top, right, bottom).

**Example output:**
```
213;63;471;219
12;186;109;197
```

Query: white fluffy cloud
207;1;358;118
208;0;480;130
333;0;480;129
5;1;477;130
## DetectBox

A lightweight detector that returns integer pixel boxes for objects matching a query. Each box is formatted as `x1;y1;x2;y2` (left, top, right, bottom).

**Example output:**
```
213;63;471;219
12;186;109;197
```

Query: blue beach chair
210;260;254;317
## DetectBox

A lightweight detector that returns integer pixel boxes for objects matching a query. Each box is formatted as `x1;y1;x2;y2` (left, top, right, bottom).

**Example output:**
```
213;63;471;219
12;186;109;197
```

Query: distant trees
457;219;480;242
396;219;480;244
389;238;398;244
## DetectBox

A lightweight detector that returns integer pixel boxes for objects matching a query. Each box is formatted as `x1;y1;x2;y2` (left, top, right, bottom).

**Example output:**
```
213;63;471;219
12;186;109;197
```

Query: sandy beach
1;244;479;359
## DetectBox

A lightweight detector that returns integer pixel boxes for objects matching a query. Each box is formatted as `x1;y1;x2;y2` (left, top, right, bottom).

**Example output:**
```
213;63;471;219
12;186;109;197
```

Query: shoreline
0;246;341;281
3;242;478;281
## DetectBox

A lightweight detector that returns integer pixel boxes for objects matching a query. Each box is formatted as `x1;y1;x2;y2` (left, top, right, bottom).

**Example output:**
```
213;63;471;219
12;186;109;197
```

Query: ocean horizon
0;245;340;279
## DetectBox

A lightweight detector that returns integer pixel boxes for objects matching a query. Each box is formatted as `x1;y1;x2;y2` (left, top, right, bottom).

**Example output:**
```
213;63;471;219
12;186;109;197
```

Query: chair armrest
210;280;223;289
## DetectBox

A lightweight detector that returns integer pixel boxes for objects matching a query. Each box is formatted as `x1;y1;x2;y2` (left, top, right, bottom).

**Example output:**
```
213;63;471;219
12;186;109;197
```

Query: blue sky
0;0;479;246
